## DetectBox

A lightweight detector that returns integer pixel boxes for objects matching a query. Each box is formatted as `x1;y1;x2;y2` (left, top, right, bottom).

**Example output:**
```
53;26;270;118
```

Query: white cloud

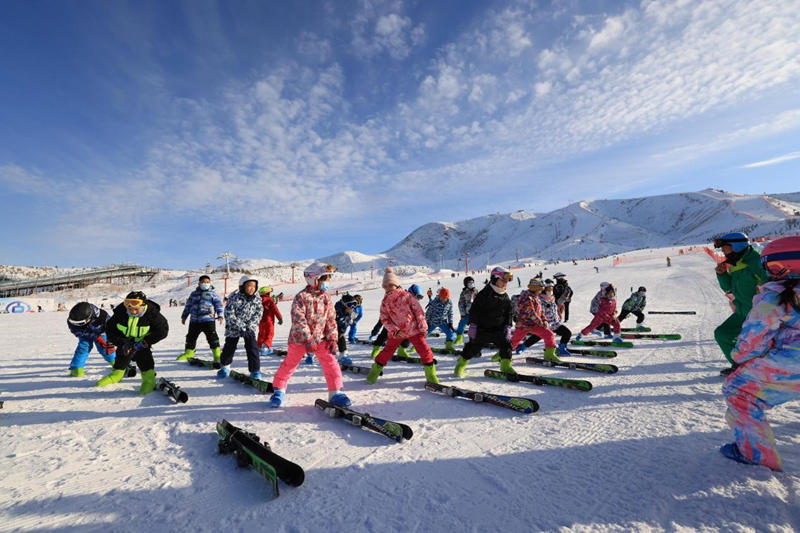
742;151;800;169
350;1;425;60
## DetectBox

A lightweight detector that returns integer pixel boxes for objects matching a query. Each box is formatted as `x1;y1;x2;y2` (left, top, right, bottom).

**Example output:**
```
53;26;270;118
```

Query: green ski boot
396;345;409;359
139;369;156;395
371;345;382;359
423;363;439;384
212;346;221;363
365;362;384;384
454;334;464;345
499;358;516;374
69;368;84;377
445;340;455;353
491;352;501;362
543;346;561;363
176;348;195;362
96;369;125;387
453;357;469;378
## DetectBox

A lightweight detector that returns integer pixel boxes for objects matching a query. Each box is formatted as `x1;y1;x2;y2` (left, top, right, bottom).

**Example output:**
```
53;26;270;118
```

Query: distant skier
720;236;800;471
426;287;433;301
346;295;363;343
97;291;168;394
666;257;672;267
216;275;263;379
257;285;283;356
552;272;573;322
454;276;476;345
713;233;767;376
66;302;116;377
618;286;647;329
425;288;456;352
575;284;622;343
177;275;223;363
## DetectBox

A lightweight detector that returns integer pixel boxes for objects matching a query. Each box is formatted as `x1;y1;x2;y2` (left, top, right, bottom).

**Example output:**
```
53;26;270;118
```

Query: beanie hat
383;267;400;287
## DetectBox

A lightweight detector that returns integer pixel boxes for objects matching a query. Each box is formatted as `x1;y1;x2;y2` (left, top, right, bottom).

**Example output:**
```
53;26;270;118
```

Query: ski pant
581;315;620;336
618;309;645;324
370;319;383;338
375;333;435;366
337;333;348;354
220;330;260;373
455;315;469;335
427;323;456;341
562;303;570;322
462;329;512;361
185;320;220;351
272;342;343;392
524;325;572;347
113;345;154;372
373;326;410;349
257;317;275;349
70;334;115;370
347;320;359;342
722;348;800;471
715;313;746;366
510;325;556;350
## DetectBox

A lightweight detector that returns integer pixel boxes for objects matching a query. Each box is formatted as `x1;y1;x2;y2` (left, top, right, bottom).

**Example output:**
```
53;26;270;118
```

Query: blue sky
1;0;799;269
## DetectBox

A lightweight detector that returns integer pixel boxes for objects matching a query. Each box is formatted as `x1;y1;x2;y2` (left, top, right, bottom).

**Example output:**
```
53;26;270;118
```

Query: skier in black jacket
454;266;514;377
97;291;169;394
553;272;573;322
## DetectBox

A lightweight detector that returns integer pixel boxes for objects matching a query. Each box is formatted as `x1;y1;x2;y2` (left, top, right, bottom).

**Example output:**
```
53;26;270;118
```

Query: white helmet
303;263;336;287
239;274;258;290
553;272;566;278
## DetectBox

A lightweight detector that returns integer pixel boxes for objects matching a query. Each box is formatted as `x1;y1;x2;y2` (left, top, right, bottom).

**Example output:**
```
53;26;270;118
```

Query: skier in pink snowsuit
269;263;350;408
576;284;622;343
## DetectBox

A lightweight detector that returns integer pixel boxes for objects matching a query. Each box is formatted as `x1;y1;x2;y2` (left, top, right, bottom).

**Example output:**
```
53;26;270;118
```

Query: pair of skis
425;382;539;413
315;399;413;443
571;339;634;348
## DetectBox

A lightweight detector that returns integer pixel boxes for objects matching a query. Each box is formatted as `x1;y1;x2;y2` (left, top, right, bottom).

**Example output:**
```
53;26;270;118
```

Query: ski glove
503;326;512;341
278;318;283;325
467;323;477;340
134;340;148;351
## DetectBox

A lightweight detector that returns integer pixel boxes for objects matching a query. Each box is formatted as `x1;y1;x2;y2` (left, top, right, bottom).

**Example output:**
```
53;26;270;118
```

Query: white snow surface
2;248;800;532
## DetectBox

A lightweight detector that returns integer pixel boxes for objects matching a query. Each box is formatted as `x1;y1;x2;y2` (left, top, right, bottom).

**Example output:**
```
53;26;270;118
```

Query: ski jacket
260;295;283;324
68;304;109;340
380;288;428;339
352;304;363;324
107;300;169;347
334;300;356;334
538;293;562;329
458;288;475;316
731;280;800;365
288;286;337;346
622;292;646;312
181;287;224;323
593;297;618;323
516;290;547;329
469;284;512;333
224;291;263;337
554;280;573;305
425;297;453;327
716;246;768;318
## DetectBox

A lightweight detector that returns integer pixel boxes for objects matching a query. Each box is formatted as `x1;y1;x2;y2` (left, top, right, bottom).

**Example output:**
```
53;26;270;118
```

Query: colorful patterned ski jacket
425;297;453;327
380;288;428;339
538;293;562;329
224;291;263;337
516;289;547;329
458;288;475;316
181;287;224;323
288;286;337;347
716;246;768;318
731;280;800;366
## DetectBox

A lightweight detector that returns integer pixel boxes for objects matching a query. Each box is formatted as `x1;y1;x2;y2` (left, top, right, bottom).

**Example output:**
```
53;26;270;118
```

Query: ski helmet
259;285;273;295
638;286;647;293
342;294;356;306
544;278;555;288
761;236;800;280
600;281;610;289
553;272;566;279
304;263;336;288
68;302;94;326
714;232;750;253
438;287;450;299
490;266;513;283
528;278;544;288
238;274;258;290
463;276;475;287
408;284;423;299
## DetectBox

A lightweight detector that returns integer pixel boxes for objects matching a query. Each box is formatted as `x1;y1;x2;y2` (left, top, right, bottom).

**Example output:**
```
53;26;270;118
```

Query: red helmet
761;236;800;280
438;287;450;299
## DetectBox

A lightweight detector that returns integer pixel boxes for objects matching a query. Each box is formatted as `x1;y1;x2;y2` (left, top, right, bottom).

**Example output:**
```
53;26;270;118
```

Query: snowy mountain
383;188;800;269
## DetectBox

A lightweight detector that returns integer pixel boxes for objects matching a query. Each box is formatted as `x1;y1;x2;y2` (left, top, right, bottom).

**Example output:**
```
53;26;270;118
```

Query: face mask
200;283;210;290
319;281;330;291
467;283;475;289
127;306;146;318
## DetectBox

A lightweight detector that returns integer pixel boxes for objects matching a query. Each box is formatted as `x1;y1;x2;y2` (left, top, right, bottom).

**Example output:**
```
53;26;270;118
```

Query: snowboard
425;381;538;413
187;357;220;369
484;369;592;392
216;419;304;497
620;333;681;340
314;399;413;442
156;377;188;403
525;357;618;374
229;369;274;394
571;339;634;348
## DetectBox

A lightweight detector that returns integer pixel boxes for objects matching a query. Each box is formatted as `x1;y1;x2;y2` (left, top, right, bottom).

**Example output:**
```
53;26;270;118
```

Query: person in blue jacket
67;302;116;377
177;275;224;363
347;295;363;343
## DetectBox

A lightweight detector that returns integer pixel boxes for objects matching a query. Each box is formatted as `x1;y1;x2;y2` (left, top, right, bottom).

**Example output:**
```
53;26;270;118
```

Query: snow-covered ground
2;248;799;532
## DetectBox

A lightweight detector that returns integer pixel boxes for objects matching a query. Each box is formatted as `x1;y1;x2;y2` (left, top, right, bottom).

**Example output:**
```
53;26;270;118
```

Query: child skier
97;291;169;394
269;263;350;408
257;285;283;356
589;282;613;337
334;294;357;364
515;279;573;356
217;275;263;379
425;287;456;352
454;276;476;345
365;268;439;385
177;275;223;362
553;272;573;321
347;295;363;343
576;284;622;343
508;278;559;364
720;236;800;471
453;267;514;377
66;302;116;377
368;285;420;359
618;286;647;329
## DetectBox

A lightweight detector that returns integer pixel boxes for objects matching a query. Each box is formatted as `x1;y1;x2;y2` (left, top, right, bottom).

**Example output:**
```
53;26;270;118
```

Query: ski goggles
123;298;145;310
345;300;358;308
493;272;513;281
68;317;92;326
713;237;748;248
761;251;800;278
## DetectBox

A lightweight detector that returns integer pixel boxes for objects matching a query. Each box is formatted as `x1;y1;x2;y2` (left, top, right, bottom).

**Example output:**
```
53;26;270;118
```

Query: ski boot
395;345;409;359
499;357;517;374
603;333;614;339
454;334;464;345
423;363;439;384
543;346;561;363
176;348;194;361
269;389;286;408
139;369;156;395
212;346;221;363
365;362;384;384
303;354;315;365
329;391;352;407
491;352;501;362
338;353;353;366
69;368;84;377
453;357;469;378
96;369;125;387
574;333;583;342
514;344;528;355
250;370;262;380
444;340;455;353
635;323;647;331
556;343;572;356
216;365;230;378
370;345;382;359
612;335;623;344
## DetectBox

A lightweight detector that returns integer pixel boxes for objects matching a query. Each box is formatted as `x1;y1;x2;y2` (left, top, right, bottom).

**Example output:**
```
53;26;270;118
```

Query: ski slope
2;249;799;532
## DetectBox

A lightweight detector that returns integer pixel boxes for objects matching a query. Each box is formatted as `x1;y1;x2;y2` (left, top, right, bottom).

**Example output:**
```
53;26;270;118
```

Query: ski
431;347;462;355
424;381;538;413
124;365;137;377
620;327;651;332
392;355;438;365
156;377;188;403
314;399;413;442
350;338;374;345
525;357;618;374
571;339;634;348
216;419;305;497
339;362;381;376
187;356;220;369
484;369;592;392
229;370;274;394
647;311;696;315
563;347;617;358
620;333;681;340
